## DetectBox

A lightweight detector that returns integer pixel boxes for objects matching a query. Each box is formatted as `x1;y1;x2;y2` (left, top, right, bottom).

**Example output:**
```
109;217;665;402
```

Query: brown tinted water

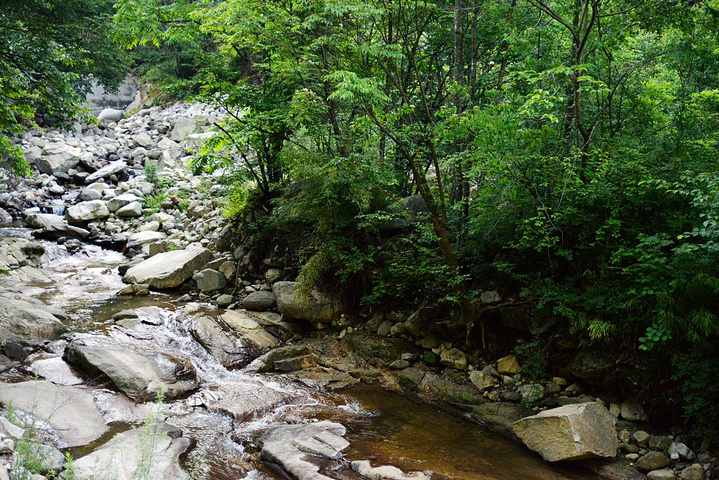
341;386;598;480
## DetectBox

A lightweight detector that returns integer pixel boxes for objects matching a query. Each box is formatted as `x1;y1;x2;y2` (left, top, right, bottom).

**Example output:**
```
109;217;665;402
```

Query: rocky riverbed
0;103;716;480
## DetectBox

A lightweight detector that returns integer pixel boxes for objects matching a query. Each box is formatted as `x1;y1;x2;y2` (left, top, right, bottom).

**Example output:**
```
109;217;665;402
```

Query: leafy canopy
0;0;127;174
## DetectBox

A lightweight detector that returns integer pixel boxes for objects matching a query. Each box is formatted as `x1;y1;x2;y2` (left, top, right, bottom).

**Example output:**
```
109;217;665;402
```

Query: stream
0;226;599;480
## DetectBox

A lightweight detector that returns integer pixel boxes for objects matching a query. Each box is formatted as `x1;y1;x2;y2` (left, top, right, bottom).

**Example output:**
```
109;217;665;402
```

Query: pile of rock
0;102;224;245
616;428;715;480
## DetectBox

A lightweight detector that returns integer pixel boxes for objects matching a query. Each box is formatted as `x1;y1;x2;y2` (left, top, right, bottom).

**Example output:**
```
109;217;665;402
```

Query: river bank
0;103;715;480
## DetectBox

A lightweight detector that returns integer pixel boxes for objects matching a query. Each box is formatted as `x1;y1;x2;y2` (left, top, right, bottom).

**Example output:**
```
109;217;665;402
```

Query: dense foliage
67;0;719;445
0;0;126;174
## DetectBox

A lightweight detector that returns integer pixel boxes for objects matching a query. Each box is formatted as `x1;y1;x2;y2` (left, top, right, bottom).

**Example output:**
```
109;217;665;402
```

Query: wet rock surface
188;315;255;369
0;292;67;346
351;460;430;480
0;381;109;448
260;421;350;480
71;422;190;480
64;334;199;400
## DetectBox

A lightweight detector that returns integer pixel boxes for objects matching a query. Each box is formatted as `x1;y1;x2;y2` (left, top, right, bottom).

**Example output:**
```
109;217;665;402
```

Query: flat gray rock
0;237;44;271
65;200;110;225
0;207;12;225
200;379;298;421
129;230;167;245
117;201;143;217
0;292;66;345
192;268;226;292
260;421;350;480
188;315;252;368
70;423;190;480
0;380;108;448
242;291;276;311
30;356;84;386
123;247;212;289
64;335;198;401
222;310;280;350
351;460;430;480
84;161;127;184
25;213;89;239
0;416;24;441
107;193;143;212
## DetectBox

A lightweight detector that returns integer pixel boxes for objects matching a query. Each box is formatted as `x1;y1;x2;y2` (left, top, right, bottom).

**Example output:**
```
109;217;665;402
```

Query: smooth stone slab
71;423;190;480
260;421;350;480
65;200;110;224
84;161;127;184
0;380;108;448
0;292;66;344
123;248;212;289
222;310;280;350
65;336;198;401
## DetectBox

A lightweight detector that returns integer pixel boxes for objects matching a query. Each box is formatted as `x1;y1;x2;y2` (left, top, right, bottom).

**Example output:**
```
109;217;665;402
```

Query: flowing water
0;228;599;480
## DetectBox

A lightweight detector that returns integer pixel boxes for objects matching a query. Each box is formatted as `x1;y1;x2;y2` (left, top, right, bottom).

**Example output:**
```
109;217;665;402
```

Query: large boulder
157;137;182;165
416;371;485;405
497;354;520;375
84;161;128;184
170;116;208;142
222;310;280;350
188;315;253;368
440;348;467;370
567;350;615;383
36;143;89;174
78;187;102;201
0;292;67;345
260;421;350;480
65;200;110;225
25;213;89;239
636;452;671;472
37;154;71;174
122;248;212;289
0;237;44;271
469;371;496;391
64;335;198;401
512;402;618;462
70;423;190;480
620;400;648;422
192;268;227;293
242;291;277;311
0;380;108;447
0;207;12;225
117;201;143;217
375;195;429;231
107;193;143;212
500;305;558;335
254;345;318;373
200;379;299;421
272;281;342;323
97;108;124;123
131;133;153;148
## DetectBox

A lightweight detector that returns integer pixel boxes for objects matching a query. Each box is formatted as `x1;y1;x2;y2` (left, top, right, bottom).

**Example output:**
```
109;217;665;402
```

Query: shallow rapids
0;229;598;480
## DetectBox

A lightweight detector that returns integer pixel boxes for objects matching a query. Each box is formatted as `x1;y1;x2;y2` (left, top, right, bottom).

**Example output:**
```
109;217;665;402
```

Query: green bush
673;350;719;448
143;192;168;215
